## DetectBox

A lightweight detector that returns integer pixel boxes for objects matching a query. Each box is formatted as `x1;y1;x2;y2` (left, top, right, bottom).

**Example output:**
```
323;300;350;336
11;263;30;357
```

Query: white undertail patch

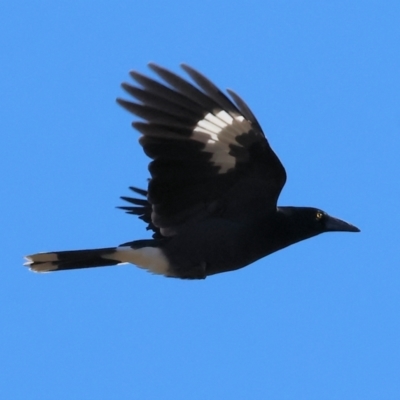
193;110;252;173
106;246;171;276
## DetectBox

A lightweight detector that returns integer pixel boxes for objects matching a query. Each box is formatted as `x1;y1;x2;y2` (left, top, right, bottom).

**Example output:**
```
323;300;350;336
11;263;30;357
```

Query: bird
24;63;360;279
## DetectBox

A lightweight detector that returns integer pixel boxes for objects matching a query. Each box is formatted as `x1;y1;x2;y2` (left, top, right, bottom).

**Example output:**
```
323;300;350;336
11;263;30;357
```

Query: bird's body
25;64;359;279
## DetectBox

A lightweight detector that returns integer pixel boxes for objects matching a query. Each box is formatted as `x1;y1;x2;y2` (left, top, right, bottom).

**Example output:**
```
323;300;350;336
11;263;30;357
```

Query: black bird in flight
25;64;360;279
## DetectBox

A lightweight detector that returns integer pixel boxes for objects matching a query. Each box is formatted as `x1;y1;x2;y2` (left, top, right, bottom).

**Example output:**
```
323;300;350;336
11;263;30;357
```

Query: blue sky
2;1;400;399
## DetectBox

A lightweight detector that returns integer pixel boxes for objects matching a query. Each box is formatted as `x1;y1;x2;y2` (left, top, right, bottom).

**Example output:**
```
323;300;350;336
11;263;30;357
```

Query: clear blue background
2;1;399;399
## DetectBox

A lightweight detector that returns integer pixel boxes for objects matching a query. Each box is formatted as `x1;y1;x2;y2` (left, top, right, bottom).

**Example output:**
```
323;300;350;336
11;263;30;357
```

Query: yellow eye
316;211;323;220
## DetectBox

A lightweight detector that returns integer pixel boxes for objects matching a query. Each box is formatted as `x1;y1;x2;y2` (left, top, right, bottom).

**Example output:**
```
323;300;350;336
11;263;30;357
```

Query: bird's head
312;209;360;233
278;206;360;243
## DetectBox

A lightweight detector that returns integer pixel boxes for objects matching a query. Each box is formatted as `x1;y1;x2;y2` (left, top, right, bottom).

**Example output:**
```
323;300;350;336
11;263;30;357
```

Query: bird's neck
255;207;320;256
275;206;320;242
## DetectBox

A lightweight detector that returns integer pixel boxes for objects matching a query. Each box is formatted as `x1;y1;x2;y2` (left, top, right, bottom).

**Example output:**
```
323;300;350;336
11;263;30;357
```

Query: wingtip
180;63;191;72
120;82;131;91
147;62;160;72
128;70;144;81
116;97;125;106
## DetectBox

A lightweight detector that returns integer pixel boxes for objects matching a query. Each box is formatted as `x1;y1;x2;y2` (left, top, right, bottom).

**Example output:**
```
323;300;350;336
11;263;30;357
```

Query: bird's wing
118;186;163;239
117;64;286;237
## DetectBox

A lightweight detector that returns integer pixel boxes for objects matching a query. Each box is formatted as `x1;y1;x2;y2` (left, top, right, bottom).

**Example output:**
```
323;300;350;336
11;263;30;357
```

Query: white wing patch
193;110;252;173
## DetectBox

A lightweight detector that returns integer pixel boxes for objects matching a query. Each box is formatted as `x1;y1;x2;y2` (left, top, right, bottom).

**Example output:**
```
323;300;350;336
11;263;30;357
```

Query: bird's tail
24;247;122;272
24;242;170;276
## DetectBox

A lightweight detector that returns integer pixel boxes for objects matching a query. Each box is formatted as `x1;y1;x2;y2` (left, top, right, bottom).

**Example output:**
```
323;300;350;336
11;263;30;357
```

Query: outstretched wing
117;64;286;237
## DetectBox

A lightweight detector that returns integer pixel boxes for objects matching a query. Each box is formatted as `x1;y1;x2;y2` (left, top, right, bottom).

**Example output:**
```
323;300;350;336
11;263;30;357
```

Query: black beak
325;215;360;233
